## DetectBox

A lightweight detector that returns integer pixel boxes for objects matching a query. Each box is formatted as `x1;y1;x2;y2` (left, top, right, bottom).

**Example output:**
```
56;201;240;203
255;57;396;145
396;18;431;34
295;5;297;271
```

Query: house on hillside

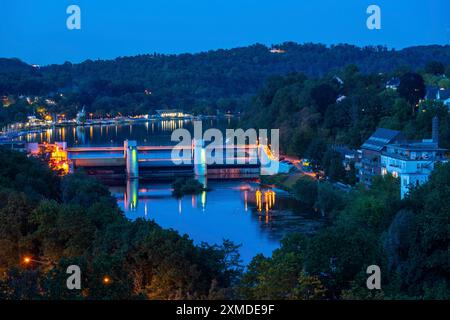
380;117;448;198
437;89;450;107
333;76;344;87
336;95;347;103
334;145;359;171
425;86;439;100
269;48;286;54
356;128;405;186
425;86;450;108
386;78;400;90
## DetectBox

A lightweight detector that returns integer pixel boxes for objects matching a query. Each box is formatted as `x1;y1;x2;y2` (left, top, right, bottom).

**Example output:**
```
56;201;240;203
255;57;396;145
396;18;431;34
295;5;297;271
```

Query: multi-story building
380;117;447;198
356;128;405;185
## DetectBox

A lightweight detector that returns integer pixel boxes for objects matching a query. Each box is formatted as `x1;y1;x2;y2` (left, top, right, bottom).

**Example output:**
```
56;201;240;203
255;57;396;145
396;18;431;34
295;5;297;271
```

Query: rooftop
387;141;446;152
437;88;450;100
425;86;439;100
383;141;447;161
361;128;403;152
386;78;400;86
426;86;450;101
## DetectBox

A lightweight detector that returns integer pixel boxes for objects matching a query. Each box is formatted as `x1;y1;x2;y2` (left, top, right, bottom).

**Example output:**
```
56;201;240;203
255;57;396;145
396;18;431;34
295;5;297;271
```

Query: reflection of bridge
63;140;285;179
117;179;278;213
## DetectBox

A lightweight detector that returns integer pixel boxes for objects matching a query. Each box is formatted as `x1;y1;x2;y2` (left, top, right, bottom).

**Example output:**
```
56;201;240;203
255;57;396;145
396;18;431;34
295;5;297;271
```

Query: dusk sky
1;0;449;65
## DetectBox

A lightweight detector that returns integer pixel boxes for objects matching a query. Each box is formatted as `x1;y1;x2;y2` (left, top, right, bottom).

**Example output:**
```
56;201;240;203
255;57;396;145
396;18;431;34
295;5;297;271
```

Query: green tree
398;73;426;108
310;83;338;114
294;272;327;300
292;177;318;208
322;149;346;182
424;61;445;75
401;163;450;299
315;182;345;217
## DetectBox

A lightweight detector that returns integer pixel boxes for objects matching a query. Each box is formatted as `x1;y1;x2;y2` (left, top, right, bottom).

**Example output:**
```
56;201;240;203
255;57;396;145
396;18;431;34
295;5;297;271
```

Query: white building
381;142;447;198
385;78;400;90
380;117;447;198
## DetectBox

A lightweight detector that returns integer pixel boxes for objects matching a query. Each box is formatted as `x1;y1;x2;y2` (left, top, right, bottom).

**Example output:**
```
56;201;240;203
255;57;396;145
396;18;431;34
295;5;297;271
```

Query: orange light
103;276;111;284
23;256;31;264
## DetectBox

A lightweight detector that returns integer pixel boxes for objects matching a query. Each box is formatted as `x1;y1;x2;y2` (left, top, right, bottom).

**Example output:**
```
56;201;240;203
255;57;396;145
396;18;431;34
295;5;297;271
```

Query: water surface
21;120;324;263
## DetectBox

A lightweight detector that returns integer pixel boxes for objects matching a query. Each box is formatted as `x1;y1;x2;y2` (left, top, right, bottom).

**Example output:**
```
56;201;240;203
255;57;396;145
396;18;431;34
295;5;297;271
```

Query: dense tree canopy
1;43;450;123
0;148;242;299
239;165;450;300
242;65;450;180
424;61;446;75
398;73;426;106
1;43;449;300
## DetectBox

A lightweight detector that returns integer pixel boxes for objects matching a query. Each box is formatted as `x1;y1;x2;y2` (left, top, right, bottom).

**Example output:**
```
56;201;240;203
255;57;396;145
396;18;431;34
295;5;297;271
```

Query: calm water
18;119;235;147
20;120;324;263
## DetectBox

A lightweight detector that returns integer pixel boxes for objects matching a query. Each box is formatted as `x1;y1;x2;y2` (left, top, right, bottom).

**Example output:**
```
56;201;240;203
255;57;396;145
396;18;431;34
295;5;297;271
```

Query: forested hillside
242;64;450;183
1;43;450;116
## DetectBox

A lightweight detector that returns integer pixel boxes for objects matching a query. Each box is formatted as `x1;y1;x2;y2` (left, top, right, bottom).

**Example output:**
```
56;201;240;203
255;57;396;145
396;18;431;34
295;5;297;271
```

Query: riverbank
260;172;311;193
0;114;236;142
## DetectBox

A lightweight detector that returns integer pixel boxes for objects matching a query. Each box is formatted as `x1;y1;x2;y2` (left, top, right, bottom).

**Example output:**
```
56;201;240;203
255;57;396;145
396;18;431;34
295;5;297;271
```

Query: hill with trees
1;43;450;120
241;64;450;183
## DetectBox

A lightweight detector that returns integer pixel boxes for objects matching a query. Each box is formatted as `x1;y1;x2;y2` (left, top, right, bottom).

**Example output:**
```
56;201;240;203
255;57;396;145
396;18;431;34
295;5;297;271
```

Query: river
18;119;324;263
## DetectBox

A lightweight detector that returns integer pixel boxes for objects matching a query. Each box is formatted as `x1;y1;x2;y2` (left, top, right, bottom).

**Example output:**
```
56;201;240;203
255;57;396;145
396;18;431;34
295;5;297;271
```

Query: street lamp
22;255;51;266
103;276;111;285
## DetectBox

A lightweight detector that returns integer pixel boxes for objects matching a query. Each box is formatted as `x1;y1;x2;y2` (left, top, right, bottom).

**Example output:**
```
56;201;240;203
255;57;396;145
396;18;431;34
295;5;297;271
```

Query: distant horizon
3;41;450;67
2;0;449;65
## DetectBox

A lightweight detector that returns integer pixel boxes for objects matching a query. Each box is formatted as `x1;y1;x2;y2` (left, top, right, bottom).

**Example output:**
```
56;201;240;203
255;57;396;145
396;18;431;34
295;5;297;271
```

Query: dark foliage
1;43;450;122
0;149;241;299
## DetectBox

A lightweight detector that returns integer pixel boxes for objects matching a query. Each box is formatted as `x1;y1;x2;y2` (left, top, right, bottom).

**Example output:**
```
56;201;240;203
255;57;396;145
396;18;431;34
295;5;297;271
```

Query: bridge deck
66;144;258;152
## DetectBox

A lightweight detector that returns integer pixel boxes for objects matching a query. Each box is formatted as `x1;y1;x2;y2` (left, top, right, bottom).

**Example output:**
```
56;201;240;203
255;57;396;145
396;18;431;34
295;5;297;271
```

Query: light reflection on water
19;120;230;147
21;121;324;263
111;179;324;264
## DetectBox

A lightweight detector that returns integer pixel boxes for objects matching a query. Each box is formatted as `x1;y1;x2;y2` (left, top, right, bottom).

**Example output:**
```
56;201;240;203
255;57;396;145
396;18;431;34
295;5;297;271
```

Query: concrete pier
125;140;139;179
193;139;207;176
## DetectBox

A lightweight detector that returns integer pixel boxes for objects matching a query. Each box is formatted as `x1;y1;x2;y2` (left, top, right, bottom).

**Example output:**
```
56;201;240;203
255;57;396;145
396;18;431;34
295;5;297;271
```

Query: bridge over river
27;139;289;180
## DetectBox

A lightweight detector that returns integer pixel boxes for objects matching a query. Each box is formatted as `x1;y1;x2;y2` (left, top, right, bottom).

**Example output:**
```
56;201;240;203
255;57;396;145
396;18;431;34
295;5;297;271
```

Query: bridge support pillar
193;139;207;176
124;140;139;179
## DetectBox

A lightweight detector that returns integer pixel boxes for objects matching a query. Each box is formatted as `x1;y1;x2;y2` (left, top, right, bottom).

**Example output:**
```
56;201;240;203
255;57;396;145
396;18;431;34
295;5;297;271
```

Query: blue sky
1;0;449;65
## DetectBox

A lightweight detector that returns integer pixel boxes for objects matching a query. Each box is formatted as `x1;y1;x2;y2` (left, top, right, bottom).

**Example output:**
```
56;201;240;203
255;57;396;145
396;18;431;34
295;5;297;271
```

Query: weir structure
63;140;288;180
